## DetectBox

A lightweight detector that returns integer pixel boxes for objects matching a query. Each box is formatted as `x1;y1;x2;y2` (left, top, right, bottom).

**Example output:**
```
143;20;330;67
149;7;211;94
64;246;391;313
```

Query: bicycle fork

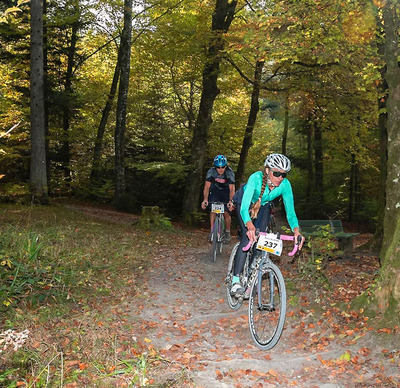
256;257;275;312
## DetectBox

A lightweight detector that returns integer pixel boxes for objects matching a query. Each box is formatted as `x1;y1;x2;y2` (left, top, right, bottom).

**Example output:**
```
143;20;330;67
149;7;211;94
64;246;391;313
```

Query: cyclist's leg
210;212;216;230
253;203;271;232
223;211;231;232
232;202;249;285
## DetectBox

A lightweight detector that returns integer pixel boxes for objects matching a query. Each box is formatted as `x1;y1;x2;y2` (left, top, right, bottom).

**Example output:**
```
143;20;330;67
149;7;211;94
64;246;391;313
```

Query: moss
351;291;378;320
382;294;400;326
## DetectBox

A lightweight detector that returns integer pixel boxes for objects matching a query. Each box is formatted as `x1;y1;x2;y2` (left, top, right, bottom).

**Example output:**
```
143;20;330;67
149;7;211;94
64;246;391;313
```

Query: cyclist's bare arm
227;183;235;211
201;181;211;209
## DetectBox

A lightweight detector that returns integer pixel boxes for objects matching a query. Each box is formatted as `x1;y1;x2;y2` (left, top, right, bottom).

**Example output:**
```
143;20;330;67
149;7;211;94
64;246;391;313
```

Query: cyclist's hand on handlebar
246;221;256;242
201;200;208;210
227;200;234;211
294;231;305;250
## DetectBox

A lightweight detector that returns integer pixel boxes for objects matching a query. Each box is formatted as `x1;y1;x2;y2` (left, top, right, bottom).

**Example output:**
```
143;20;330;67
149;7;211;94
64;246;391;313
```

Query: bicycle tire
212;216;220;262
248;260;286;350
217;215;224;254
226;242;243;311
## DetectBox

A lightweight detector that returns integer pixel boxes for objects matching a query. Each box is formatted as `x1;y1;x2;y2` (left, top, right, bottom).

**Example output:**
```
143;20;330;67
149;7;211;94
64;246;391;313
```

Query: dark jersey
205;166;235;191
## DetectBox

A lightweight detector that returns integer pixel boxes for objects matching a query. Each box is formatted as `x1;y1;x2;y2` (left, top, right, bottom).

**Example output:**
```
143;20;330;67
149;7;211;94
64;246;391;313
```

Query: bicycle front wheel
226;242;243;311
212;217;220;262
217;216;224;254
248;261;286;350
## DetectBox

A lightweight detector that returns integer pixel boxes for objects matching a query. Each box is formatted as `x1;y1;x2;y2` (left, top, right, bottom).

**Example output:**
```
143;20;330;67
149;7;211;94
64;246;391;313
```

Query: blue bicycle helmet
214;155;227;167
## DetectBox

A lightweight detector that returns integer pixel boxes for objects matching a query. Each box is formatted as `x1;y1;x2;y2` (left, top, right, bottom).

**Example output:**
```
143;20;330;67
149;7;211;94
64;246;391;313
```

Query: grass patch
0;203;195;387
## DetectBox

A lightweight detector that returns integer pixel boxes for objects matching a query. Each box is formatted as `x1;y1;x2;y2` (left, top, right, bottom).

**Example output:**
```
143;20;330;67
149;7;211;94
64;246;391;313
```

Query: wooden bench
298;220;359;252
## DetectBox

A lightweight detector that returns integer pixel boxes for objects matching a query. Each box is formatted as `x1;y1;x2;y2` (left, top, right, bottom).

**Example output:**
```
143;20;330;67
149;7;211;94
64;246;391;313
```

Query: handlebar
242;232;303;257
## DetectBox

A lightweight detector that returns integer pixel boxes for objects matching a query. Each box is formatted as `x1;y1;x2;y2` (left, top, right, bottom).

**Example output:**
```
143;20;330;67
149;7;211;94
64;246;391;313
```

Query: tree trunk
91;59;120;187
181;0;237;223
305;121;314;209
282;96;289;155
235;60;264;187
29;0;48;203
114;0;133;207
43;0;50;189
349;153;355;221
374;0;400;319
354;161;360;214
61;18;79;183
314;122;323;206
369;86;388;250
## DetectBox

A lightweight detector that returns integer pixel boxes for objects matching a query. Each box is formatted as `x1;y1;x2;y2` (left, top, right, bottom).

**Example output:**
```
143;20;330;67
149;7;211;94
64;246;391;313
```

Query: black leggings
233;202;271;276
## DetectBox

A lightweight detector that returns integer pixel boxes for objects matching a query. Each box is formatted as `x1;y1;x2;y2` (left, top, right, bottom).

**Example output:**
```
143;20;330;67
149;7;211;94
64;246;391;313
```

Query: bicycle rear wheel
226;242;243;310
248;261;286;350
212;217;220;262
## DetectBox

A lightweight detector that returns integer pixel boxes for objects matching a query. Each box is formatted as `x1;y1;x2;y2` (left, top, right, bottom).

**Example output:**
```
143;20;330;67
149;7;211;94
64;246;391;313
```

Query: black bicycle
209;202;226;262
226;231;301;350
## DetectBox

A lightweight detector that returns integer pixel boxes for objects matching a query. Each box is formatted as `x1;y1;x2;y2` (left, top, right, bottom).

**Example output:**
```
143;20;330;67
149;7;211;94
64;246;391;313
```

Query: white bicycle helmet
264;153;291;172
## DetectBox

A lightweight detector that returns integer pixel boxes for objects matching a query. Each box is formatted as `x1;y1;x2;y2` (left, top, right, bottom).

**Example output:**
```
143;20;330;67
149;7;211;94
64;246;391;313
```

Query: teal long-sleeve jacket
240;171;299;231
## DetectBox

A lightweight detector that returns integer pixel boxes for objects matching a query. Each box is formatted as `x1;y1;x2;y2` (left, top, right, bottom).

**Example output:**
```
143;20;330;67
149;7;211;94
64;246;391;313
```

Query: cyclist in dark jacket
201;155;235;242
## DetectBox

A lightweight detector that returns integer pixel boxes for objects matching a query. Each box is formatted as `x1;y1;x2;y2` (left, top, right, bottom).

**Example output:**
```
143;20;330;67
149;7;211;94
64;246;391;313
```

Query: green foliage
0;0;382;227
0;230;61;310
298;225;337;289
138;206;173;230
0;203;197;387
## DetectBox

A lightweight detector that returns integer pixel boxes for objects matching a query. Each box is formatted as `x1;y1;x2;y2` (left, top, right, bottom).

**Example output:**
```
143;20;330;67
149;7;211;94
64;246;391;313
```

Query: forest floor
1;201;399;387
64;202;400;387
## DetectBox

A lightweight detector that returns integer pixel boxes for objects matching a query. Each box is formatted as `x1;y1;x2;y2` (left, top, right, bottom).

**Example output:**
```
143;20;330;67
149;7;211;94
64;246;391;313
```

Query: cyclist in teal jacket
231;153;304;295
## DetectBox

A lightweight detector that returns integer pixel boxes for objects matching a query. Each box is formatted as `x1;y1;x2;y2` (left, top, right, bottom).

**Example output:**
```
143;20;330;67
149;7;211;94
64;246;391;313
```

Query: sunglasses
216;166;226;169
271;170;287;178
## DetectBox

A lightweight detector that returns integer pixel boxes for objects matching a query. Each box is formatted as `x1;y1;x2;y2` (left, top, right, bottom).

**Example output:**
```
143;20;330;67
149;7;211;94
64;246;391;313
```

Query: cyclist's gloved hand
201;200;208;210
227;200;234;211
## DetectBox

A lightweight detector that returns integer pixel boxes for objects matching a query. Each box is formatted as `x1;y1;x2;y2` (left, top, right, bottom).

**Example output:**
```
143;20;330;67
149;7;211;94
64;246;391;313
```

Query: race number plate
211;203;224;214
256;233;283;256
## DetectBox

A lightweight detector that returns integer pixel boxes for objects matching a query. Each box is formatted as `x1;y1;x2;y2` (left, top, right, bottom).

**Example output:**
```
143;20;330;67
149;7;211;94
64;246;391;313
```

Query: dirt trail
124;236;399;387
66;204;399;387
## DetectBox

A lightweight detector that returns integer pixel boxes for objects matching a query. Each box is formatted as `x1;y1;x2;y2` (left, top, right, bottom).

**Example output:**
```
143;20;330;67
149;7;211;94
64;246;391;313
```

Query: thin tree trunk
305;121;314;208
354;161;360;214
349;153;355;221
61;19;79;183
282;96;289;155
314;122;323;205
235;60;264;187
91;59;120;187
30;0;48;203
114;0;133;207
43;0;50;189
